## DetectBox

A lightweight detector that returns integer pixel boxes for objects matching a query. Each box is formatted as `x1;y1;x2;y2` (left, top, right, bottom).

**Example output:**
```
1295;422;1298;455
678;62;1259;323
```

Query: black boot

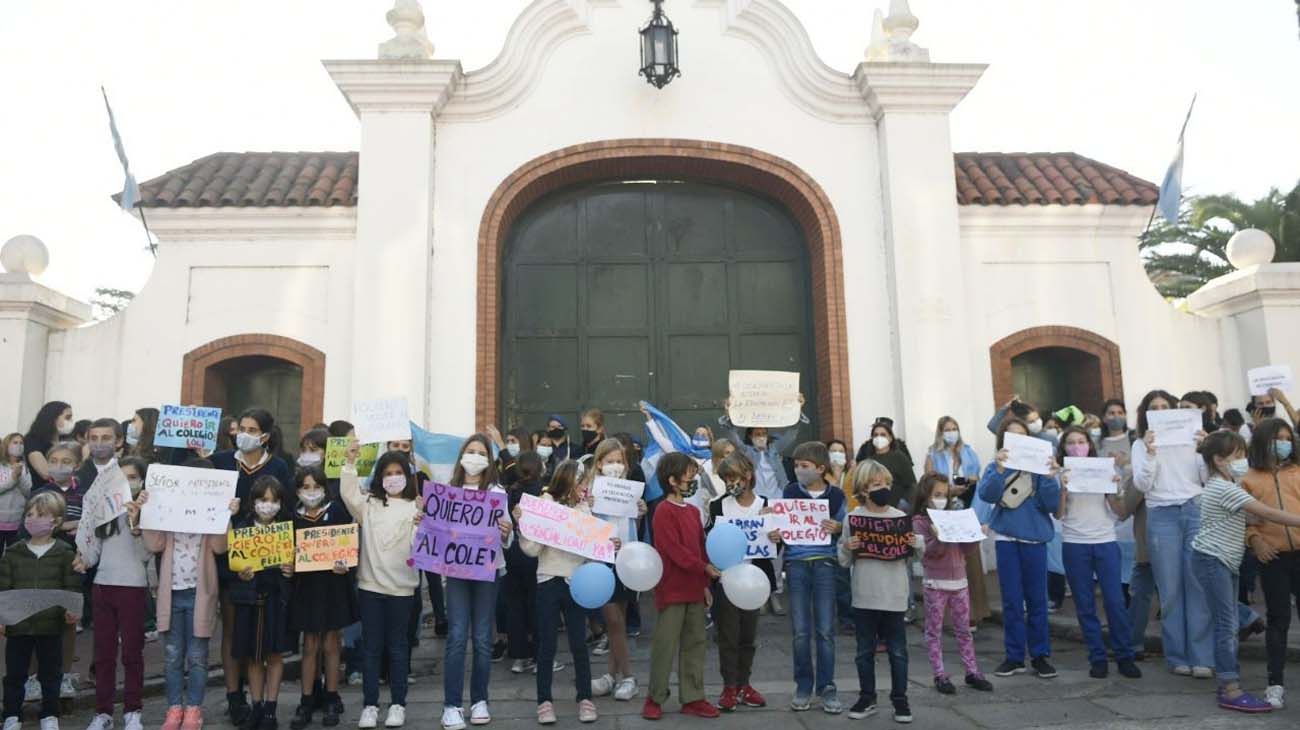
321;693;343;727
290;700;313;730
259;701;279;730
241;701;264;730
229;693;253;726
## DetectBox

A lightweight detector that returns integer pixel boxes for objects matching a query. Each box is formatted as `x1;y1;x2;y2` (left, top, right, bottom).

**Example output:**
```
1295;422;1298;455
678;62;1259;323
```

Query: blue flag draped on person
1156;94;1197;224
101;87;139;212
638;400;711;503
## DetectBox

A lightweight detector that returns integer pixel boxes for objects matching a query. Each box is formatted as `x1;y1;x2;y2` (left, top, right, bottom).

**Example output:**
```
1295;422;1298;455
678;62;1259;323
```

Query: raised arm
1130;435;1158;494
339;466;366;526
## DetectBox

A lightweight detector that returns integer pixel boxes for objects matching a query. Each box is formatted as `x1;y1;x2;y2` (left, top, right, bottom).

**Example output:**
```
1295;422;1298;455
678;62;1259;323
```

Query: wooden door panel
665;262;728;330
586;264;649;330
510;337;579;413
512;265;578;332
587;337;651;410
585;190;649;259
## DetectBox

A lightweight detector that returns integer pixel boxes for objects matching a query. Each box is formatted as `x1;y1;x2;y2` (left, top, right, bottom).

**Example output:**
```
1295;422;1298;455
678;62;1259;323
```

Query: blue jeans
444;577;498;708
1062;541;1133;664
1146;500;1212;668
1191;550;1241;683
359;590;412;708
1128;562;1156;655
852;609;908;703
786;558;837;697
163;588;209;708
995;541;1050;663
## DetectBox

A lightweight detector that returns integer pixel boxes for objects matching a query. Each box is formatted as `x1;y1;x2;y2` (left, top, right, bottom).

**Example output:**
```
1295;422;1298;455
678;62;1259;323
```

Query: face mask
1260;406;1277;417
57;419;74;436
6;443;21;458
690;437;710;449
547;428;565;440
872;435;890;451
794;466;822;487
931;497;948;510
678;477;698;499
1088;428;1102;440
1043;428;1060;441
460;453;490;476
751;436;768;450
581;429;598;444
725;482;745;499
24;516;55;538
127;478;142;496
90;442;116;461
942;431;960;446
125;423;140;447
1276;440;1294;461
382;475;407;495
506;443;521;458
236;432;264;453
600;463;625;479
298;489;325;508
48;464;73;484
1065;443;1091;458
1228;459;1250;479
829;452;846;467
297;452;322;468
254;501;281;519
1105;416;1126;432
1027;419;1043;434
867;489;891;507
536;446;553;459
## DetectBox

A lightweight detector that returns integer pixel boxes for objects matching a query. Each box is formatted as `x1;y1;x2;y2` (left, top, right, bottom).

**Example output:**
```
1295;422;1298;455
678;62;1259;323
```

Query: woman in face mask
854;421;917;510
580;410;607;457
296;427;329;471
987;396;1052;443
485;426;531;488
1249;389;1299;429
543;416;574;466
21;401;73;484
718;394;809;503
826;440;852;489
0;433;33;550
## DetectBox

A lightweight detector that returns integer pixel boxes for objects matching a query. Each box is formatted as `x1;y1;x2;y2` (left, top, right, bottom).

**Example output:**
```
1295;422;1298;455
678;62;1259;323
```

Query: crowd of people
0;383;1298;730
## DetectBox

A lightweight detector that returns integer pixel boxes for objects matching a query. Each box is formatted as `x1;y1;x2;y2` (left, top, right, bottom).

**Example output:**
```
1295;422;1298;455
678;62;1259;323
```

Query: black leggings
1260;550;1300;686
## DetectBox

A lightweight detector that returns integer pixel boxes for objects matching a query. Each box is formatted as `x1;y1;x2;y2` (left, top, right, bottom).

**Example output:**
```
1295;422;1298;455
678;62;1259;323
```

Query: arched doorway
989;326;1123;415
501;181;817;436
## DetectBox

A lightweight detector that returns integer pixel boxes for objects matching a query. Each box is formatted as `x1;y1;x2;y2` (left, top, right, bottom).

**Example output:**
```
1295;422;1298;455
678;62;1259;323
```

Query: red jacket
652;499;710;610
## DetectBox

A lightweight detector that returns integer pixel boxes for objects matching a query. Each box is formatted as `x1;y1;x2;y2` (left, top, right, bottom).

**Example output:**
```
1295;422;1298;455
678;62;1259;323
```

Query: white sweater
518;493;588;580
1131;439;1206;508
340;467;420;596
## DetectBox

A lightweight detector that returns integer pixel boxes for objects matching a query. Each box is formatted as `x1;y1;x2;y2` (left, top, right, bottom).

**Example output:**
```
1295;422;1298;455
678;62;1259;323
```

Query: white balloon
720;563;771;611
615;542;663;592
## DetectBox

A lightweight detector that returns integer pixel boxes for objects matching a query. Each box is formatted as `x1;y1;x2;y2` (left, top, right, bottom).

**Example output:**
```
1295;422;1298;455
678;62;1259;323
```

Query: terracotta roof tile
121;150;1156;209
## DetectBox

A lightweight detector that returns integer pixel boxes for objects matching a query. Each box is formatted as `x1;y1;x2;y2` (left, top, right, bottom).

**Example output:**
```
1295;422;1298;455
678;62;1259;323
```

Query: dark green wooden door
501;181;816;438
213;356;304;446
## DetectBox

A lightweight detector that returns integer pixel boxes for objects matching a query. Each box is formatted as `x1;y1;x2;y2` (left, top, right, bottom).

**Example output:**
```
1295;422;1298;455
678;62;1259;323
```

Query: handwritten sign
295;524;359;572
0;590;84;626
1248;365;1294;397
82;462;132;529
848;514;913;560
154;405;222;452
350;397;411;445
592;476;644;518
1147;408;1202;448
228;521;294;572
1003;432;1055;475
518;493;616;563
139;464;237;535
718;516;774;559
1063;456;1118;494
324;438;379;478
727;370;800;428
769;499;831;545
925;508;984;543
411;483;505;582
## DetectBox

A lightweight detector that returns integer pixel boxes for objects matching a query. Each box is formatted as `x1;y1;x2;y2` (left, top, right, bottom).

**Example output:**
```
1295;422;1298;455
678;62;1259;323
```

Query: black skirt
232;592;295;661
288;570;360;633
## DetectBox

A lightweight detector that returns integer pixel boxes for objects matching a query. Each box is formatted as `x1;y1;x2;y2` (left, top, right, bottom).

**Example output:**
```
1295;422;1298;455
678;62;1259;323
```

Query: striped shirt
1192;475;1255;569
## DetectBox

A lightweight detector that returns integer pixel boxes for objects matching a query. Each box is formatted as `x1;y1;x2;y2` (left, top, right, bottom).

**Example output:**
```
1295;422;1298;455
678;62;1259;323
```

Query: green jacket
0;540;81;635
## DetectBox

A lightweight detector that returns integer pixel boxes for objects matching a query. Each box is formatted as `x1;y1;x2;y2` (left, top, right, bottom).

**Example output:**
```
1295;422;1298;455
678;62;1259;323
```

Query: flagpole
136;206;158;258
1143;93;1198;240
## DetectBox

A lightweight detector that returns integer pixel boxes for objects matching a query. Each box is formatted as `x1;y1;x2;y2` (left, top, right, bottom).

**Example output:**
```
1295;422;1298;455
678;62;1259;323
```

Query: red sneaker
717;687;739;712
738;685;767;708
642;699;663;721
681;700;721;719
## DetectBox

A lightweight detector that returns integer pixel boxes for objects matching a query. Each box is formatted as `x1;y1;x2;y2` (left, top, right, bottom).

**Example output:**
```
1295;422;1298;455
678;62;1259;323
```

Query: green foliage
91;287;135;320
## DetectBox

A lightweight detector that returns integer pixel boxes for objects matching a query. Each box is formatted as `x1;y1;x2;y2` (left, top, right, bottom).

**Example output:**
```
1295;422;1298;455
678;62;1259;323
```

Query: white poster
1063;457;1118;494
718;515;775;559
350;397;412;444
727;370;800;428
1002;432;1055;475
925;508;984;543
1147;408;1202;448
768;499;831;545
1248;365;1294;397
591;476;644;518
81;463;133;529
139;464;237;535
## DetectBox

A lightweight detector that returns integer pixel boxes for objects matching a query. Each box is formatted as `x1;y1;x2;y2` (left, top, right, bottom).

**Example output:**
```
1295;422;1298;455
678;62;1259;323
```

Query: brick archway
989;326;1123;412
181;334;326;430
475;139;852;440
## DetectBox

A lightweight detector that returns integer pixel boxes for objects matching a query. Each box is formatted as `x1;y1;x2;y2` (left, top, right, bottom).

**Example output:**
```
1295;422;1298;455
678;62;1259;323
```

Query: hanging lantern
638;0;680;89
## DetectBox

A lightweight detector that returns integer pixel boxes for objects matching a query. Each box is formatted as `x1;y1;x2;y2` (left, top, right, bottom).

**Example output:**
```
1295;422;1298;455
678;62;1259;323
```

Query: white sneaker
121;712;142;730
39;719;57;730
1265;685;1285;709
590;674;614;697
24;676;41;702
1191;666;1214;679
469;702;490;726
613;676;638;701
144;631;159;643
384;705;405;728
3;716;19;730
510;659;530;674
348;672;364;686
533;661;563;674
84;715;113;730
358;706;379;729
590;636;609;656
59;673;77;699
440;707;466;730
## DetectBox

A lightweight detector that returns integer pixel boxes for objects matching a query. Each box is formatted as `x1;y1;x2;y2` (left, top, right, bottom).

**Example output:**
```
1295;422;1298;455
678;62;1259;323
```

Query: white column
0;272;89;430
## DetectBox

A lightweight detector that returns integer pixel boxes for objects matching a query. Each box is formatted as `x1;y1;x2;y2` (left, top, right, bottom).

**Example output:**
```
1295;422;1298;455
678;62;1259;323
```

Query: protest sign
0;590;84;626
517;493;616;563
350;397;411;444
925;508;985;543
1248;365;1294;397
324;438;379;478
411;483;506;582
848;514;913;560
81;462;132;529
1002;432;1055;475
718;515;774;559
295;524;359;572
768;499;831;545
228;521;294;572
139;464;237;534
1147;408;1202;448
154;405;222;451
591;476;644;518
1063;456;1118;494
727;370;800;428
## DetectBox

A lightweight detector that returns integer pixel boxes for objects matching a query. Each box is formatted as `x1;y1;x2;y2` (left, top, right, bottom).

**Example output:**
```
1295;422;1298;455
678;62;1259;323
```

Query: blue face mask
690;437;710;449
1276;440;1294;461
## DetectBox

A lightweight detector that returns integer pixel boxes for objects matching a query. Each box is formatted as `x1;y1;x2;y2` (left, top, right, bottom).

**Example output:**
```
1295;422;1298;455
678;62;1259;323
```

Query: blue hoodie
976;462;1060;543
779;480;848;561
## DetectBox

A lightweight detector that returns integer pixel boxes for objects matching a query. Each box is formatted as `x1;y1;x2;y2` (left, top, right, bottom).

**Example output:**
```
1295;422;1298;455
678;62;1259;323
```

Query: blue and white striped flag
101;87;139;211
638;400;710;503
1156;94;1196;224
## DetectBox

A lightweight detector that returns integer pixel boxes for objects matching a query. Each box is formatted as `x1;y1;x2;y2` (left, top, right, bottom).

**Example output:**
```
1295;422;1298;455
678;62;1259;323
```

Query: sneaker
627;629;641;639
4;717;19;730
357;707;378;730
122;713;142;730
1117;660;1142;679
892;698;913;724
384;706;405;729
533;660;563;675
789;693;811;712
576;700;597;724
1217;690;1274;713
613;677;638;701
641;699;662;721
993;661;1025;677
1264;685;1284;709
768;594;785;616
820;687;843;715
290;705;313;730
1238;618;1265;642
535;703;556;726
1192;666;1214;679
1089;662;1108;679
1031;657;1057;679
847;698;876;720
24;676;41;702
85;715;113;730
717;687;738;712
1171;665;1192;676
468;702;489;726
737;685;766;707
491;642;507;662
511;659;530;674
590;636;610;656
965;674;993;692
38;719;57;730
440;707;466;730
144;631;159;643
180;707;203;730
680;701;719;719
934;676;956;695
591;674;614;697
161;707;184;730
347;672;363;687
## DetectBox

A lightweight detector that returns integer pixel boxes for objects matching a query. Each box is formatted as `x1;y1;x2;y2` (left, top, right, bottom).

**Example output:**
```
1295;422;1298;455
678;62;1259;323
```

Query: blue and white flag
411;422;490;483
101;87;139;212
1156;94;1197;224
639;400;711;503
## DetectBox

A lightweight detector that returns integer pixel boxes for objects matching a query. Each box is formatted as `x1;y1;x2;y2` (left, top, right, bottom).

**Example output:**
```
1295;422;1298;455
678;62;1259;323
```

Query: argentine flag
1156;137;1184;224
410;422;493;483
639;400;711;503
101;87;139;212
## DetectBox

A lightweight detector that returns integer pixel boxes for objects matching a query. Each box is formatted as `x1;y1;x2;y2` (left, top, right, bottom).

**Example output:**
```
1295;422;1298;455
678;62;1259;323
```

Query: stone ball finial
1;234;50;276
1226;228;1277;269
379;0;434;60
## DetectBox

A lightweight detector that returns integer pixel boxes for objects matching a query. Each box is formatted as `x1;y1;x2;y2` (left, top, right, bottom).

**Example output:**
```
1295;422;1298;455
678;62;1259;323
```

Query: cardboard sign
727;370;800;428
1248;365;1294;397
0;590;84;626
1063;456;1118;494
925;508;984;543
718;515;774;559
81;462;132;529
591;476;644;518
848;514;913;560
518;493;616;563
411;483;506;582
324;438;379;479
228;521;294;572
295;524;359;572
1003;432;1055;475
139;464;237;534
1147;408;1202;448
769;499;831;545
154;405;222;452
350;397;412;444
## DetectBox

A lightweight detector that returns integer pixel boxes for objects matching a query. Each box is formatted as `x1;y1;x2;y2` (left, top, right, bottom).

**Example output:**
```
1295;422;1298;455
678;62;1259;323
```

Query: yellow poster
294;524;359;572
228;521;295;572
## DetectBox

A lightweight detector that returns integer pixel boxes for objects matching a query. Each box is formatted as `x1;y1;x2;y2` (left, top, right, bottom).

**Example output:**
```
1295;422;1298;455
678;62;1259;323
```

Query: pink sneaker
162;707;184;730
180;707;204;730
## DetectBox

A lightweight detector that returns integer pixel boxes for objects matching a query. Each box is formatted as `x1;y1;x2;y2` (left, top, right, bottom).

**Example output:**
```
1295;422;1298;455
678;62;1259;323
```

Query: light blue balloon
570;562;615;609
706;522;748;571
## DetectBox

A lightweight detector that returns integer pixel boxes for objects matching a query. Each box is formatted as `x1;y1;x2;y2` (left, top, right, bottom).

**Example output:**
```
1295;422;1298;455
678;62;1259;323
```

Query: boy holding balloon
642;453;723;721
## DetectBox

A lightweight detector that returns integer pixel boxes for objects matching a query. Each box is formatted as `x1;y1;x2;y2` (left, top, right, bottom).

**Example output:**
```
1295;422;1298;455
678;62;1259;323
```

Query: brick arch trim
181;334;326;431
475;139;852;440
989;326;1124;409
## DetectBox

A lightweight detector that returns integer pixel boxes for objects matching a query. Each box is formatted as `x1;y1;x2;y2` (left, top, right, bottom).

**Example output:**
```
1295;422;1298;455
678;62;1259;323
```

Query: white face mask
460;453;490;476
57;418;74;436
1043;428;1061;440
600;463;626;479
298;489;325;508
931;497;948;510
1088;428;1102;440
125;422;141;447
942;430;960;446
254;501;280;519
872;435;890;451
297;452;323;467
1027;419;1043;434
751;436;768;450
381;475;407;495
506;442;521;457
7;443;23;458
236;432;264;453
829;451;846;467
536;446;553;459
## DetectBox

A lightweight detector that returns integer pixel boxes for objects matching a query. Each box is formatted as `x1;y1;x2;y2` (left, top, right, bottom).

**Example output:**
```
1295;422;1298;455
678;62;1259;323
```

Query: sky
1;0;1297;304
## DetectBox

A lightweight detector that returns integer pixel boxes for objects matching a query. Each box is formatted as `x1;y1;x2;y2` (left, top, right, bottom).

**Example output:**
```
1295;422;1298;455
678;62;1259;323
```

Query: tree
1139;180;1300;299
91;287;135;320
